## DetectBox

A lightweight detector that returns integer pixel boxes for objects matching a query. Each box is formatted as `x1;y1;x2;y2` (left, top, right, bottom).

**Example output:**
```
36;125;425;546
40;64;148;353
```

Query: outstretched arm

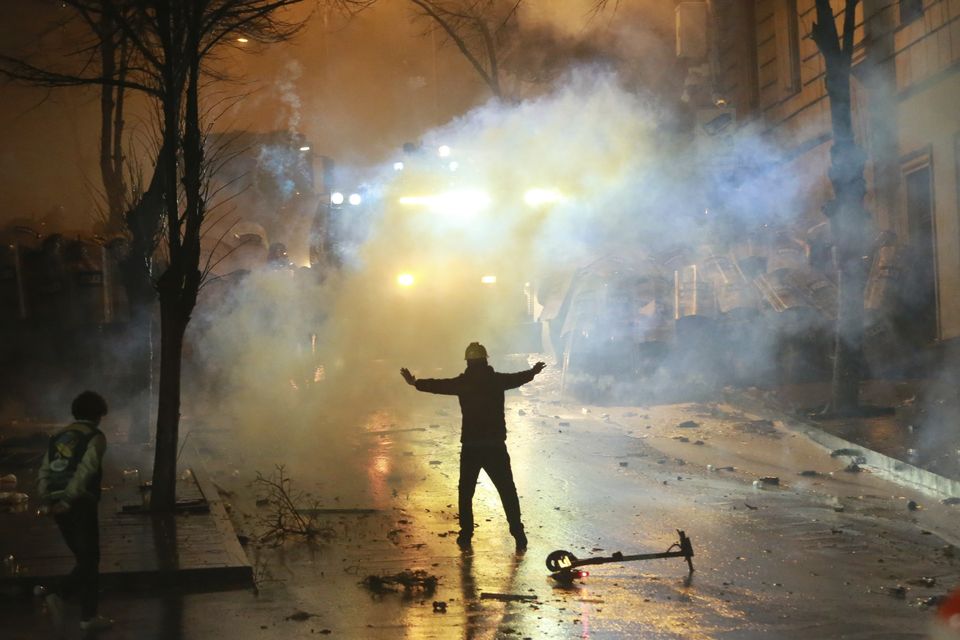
498;361;547;390
402;367;463;395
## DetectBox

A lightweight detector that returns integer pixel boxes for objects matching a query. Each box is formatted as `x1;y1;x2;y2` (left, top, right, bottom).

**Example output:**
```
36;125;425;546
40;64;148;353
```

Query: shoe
455;534;472;550
513;531;528;553
80;615;114;631
45;593;65;631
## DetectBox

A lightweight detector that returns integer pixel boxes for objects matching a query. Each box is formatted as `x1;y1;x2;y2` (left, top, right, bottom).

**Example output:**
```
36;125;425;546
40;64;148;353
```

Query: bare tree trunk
812;0;871;414
151;6;204;510
151;289;186;509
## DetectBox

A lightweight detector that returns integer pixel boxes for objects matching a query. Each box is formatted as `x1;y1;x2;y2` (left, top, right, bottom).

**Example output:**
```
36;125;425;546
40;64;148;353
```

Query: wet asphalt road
5;371;960;639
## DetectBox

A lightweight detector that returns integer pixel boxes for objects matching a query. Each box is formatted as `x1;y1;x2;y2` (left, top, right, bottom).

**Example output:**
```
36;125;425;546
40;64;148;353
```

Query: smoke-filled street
3;1;960;638
6;365;958;638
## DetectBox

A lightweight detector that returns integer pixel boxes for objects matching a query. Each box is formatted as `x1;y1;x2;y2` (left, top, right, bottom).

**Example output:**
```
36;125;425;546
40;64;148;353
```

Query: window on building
901;161;938;343
900;0;923;25
773;0;801;97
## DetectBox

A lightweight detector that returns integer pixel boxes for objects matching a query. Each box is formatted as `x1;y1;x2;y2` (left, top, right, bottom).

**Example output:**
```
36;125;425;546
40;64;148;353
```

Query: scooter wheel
545;549;578;572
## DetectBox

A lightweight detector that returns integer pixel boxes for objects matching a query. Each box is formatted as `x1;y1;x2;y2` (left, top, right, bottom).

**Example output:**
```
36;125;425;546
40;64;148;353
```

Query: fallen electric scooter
546;529;695;585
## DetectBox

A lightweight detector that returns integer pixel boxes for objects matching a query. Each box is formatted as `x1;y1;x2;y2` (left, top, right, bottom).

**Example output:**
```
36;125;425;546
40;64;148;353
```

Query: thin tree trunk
151;291;186;510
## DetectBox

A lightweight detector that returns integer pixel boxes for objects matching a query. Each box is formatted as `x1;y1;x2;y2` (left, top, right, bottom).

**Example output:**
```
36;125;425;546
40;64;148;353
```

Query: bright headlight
397;273;415;287
399;190;490;216
330;192;344;205
523;188;563;207
481;275;497;284
348;193;362;206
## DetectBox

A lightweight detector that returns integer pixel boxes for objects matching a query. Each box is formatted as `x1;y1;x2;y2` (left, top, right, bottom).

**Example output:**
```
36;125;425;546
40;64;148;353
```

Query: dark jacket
415;362;537;444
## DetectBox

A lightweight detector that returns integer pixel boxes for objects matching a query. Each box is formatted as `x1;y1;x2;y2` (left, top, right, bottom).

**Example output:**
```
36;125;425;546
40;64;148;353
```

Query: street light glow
299;145;310;151
397;273;415;287
393;161;404;171
481;275;497;284
438;145;451;158
348;193;362;206
236;37;249;43
330;192;344;205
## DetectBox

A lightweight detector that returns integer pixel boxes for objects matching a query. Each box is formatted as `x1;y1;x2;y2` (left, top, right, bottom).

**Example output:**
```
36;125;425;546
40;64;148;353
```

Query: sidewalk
728;378;960;500
0;424;251;594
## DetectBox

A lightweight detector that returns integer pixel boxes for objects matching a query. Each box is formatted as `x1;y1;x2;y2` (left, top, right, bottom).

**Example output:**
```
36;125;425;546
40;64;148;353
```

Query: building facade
709;0;960;342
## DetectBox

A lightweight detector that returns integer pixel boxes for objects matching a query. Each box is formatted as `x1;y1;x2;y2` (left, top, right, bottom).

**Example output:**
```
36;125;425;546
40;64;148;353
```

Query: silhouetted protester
401;342;546;552
37;391;113;632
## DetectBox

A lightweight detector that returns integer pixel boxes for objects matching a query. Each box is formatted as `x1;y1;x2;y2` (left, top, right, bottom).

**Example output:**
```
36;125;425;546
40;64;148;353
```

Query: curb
725;391;960;502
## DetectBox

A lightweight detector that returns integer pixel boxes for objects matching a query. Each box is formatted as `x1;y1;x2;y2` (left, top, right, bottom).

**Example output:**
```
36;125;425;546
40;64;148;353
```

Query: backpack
46;425;101;494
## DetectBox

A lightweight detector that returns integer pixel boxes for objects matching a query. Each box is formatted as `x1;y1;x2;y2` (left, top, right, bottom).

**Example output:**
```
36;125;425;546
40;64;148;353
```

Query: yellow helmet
464;342;488;361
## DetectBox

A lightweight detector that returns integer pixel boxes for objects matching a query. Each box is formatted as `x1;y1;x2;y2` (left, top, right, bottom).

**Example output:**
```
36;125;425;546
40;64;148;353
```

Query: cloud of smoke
186;67;815;477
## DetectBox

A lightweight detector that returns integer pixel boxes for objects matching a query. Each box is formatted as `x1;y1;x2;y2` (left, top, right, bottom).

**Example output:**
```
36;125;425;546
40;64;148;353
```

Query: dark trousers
54;500;100;620
458;442;523;538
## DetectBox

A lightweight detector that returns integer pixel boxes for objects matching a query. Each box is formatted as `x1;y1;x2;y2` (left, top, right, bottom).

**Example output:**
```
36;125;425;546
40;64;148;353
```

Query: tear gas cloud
187;68;812;478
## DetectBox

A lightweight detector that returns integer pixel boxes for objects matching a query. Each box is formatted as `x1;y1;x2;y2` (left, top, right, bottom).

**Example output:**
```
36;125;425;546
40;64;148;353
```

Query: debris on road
735;420;780;438
843;463;863;473
480;592;538;602
907;577;936;587
754;476;780;487
673;436;690;443
884;585;908;599
361;569;439;594
706;465;735;472
941;497;960;505
797;470;820;477
830;448;863;458
907;500;919;511
286;610;316;621
432;601;447;613
677;420;700;429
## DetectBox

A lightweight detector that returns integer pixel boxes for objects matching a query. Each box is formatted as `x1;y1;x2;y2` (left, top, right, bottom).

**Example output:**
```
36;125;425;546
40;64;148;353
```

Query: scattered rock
941;497;960;506
559;422;570;427
677;420;700;429
694;440;705;445
797;470;820;477
907;500;919;511
287;610;315;622
885;585;907;599
735;420;780;438
619;462;628;468
921;595;947;608
757;476;780;486
518;409;526;416
907;577;936;588
673;436;690;443
843;463;862;473
432;601;447;613
707;465;735;472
